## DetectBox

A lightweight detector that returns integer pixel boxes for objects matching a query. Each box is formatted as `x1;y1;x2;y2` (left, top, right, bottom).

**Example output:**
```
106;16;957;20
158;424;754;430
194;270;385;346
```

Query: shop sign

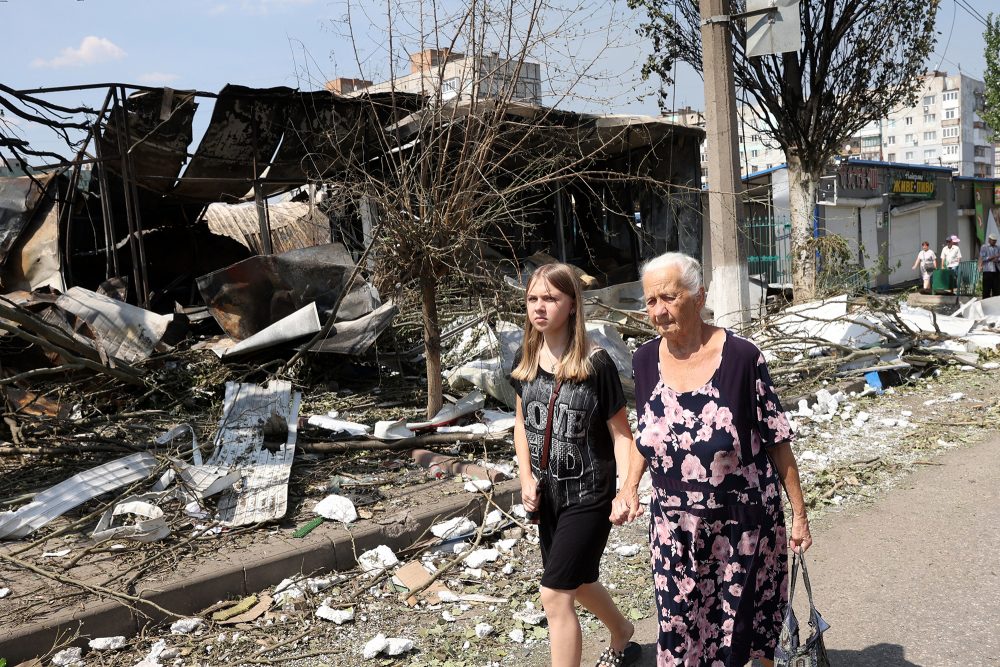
836;164;881;197
888;171;935;199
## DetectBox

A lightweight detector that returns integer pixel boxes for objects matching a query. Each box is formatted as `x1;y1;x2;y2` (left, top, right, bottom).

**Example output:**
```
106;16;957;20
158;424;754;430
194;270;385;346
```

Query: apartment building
327;48;543;105
664;105;786;187
668;70;997;184
852;71;994;177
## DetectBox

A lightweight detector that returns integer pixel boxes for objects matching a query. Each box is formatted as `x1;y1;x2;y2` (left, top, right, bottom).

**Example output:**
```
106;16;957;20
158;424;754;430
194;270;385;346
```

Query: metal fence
742;215;793;286
741;215;872;294
956;260;981;297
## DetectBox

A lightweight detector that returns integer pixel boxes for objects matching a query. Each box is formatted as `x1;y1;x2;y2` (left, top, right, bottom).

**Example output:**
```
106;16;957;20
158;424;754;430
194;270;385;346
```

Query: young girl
510;263;640;667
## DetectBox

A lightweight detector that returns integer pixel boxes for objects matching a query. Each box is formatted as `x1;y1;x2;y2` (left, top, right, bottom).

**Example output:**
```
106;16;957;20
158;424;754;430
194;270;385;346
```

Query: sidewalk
580;435;1000;666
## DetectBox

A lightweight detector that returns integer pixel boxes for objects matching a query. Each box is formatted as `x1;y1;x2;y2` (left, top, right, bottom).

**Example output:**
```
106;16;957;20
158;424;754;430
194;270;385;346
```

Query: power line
953;0;988;29
935;1;958;72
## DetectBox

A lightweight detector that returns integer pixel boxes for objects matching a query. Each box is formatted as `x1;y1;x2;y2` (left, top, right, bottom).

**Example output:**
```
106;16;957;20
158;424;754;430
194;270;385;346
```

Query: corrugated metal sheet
202;201;330;255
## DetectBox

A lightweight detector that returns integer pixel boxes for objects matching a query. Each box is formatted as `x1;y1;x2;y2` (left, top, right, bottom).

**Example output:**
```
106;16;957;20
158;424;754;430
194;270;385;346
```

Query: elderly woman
611;252;811;666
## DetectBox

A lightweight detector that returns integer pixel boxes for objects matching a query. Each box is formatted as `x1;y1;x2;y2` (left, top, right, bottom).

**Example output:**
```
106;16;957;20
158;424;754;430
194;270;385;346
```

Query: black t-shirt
510;347;626;510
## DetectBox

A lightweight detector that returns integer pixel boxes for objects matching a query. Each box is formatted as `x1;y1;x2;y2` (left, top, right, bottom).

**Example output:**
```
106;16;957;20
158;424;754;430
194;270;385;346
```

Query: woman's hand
789;513;812;553
610;486;643;525
520;477;540;513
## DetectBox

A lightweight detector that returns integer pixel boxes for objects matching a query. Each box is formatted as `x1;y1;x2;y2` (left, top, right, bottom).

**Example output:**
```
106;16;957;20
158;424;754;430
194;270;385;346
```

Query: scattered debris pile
2;254;1000;665
751;293;1000;390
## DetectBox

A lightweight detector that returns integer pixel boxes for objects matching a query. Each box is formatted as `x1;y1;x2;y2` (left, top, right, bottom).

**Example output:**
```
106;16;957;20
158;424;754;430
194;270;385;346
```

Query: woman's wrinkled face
525;277;574;335
642;265;705;338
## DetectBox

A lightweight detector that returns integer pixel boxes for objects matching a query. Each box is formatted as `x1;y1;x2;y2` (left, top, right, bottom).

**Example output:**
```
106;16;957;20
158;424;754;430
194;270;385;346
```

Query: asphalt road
580;435;1000;667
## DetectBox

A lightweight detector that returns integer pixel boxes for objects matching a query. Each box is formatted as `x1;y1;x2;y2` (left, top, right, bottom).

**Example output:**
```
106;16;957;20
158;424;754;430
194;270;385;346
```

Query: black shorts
538;500;613;590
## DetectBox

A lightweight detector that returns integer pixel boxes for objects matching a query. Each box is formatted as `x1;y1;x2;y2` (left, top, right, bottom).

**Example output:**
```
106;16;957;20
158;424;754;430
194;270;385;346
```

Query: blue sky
0;0;994;160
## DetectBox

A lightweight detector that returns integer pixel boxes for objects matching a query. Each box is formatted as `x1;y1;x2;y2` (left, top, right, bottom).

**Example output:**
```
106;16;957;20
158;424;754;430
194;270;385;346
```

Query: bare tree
628;0;939;300
324;0;670;417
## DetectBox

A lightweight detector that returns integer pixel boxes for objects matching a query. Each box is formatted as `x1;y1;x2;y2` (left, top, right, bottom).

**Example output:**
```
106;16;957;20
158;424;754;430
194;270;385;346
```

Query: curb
0;478;522;663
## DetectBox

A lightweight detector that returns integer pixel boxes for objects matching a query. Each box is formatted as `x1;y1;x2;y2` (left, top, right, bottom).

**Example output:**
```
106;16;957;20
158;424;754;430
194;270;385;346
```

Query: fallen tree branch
300;432;508;453
0;364;86;385
0;550;181;621
0;319;143;385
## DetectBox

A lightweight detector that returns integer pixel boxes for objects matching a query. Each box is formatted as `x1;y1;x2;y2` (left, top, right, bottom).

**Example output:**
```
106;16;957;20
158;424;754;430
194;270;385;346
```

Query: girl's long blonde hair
511;263;592;384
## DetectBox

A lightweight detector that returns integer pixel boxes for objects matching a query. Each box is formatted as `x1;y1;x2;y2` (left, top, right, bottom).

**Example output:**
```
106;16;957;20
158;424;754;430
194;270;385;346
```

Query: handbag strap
789;551;820;613
539;379;564;471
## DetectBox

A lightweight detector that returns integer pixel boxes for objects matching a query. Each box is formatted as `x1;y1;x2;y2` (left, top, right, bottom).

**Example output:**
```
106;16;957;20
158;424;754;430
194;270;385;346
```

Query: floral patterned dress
632;331;792;666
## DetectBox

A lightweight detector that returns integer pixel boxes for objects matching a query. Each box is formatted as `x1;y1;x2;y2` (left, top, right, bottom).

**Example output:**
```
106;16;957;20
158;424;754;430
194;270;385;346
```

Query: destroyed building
0;84;704;315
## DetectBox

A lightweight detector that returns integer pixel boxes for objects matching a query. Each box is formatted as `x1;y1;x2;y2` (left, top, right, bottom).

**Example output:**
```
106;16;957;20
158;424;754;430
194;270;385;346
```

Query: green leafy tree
628;0;939;300
984;13;1000;142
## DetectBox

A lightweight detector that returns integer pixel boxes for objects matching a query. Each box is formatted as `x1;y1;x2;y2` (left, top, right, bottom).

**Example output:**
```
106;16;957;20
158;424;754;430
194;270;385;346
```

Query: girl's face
922;243;929;250
525;277;574;335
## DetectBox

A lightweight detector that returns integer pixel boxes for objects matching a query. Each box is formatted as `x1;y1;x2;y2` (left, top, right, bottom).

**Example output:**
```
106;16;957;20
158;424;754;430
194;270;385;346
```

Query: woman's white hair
640;252;703;293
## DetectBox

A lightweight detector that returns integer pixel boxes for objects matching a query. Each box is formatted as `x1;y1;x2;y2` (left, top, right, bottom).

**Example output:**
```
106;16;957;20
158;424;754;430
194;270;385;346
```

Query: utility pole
700;0;750;329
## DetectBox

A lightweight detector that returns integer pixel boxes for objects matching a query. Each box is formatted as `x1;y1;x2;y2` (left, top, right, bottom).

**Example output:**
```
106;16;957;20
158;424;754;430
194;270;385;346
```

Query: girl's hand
520;478;540;512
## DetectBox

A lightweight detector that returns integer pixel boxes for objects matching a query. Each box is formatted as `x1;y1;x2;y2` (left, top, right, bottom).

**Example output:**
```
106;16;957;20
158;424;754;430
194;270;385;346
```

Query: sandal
596;641;641;667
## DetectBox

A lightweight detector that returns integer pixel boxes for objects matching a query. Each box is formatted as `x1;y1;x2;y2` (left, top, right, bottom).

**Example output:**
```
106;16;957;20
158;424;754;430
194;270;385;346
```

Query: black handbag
775;551;831;667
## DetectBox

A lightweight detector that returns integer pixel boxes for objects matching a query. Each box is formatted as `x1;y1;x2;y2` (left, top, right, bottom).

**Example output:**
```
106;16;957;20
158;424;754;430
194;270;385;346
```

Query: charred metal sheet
171;85;293;202
219;302;320;357
0;178;64;292
99;88;197;194
208;380;300;527
260;92;365;196
0;174;59;266
196;242;379;340
306;300;398;355
202;201;330;254
260;91;424;197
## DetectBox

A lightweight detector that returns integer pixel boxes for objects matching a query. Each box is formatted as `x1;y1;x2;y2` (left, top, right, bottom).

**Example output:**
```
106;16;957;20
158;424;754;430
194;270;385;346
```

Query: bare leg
575;581;635;653
541;586;582;667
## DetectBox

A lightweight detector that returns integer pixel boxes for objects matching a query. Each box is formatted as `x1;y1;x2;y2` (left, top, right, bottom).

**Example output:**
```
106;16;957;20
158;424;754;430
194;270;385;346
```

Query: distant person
911;241;937;291
511;263;640;667
979;233;1000;299
941;234;962;286
941;235;962;272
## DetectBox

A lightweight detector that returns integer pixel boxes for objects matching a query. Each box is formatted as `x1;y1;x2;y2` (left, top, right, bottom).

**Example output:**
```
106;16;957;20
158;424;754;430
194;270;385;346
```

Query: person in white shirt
911;241;937;290
941;235;962;270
